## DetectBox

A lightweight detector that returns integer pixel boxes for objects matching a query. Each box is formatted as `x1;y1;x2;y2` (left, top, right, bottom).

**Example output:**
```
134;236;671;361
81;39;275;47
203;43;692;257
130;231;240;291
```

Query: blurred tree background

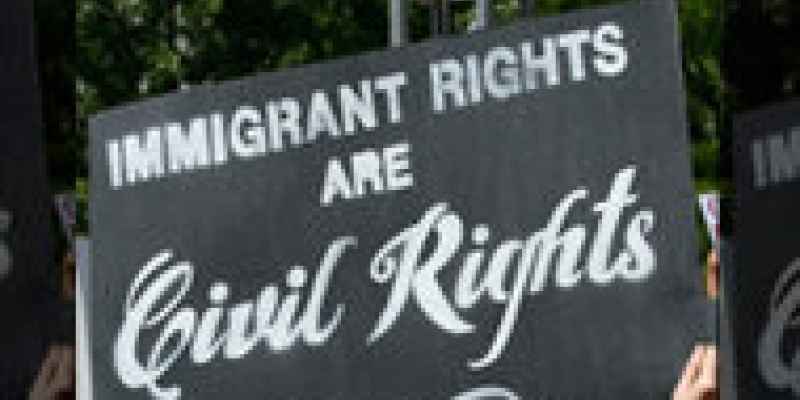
39;0;738;251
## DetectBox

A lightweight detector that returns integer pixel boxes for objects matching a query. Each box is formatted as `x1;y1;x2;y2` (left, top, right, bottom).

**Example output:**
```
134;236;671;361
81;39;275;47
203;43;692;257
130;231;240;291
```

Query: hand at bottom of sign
672;344;718;400
28;345;75;400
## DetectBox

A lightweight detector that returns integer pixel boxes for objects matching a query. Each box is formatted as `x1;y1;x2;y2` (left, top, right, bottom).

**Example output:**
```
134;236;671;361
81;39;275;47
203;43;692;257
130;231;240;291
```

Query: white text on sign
114;165;655;400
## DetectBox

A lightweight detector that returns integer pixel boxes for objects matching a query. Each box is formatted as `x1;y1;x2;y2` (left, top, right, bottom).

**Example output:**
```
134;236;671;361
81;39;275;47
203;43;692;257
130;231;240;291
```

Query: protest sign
89;1;706;398
732;99;800;399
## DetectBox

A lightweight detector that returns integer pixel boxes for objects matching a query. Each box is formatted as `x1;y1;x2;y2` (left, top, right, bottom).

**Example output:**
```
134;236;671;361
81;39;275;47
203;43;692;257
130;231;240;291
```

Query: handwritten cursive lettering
113;166;657;399
114;237;354;400
452;386;521;399
758;257;800;395
367;166;656;369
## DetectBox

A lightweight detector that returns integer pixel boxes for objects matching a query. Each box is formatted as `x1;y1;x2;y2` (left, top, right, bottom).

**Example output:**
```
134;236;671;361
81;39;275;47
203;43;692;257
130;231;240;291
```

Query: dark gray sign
89;1;706;398
732;100;800;399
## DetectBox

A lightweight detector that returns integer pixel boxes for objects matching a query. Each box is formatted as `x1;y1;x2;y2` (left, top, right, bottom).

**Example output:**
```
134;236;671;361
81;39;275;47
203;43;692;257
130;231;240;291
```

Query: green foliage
76;0;390;115
679;0;725;195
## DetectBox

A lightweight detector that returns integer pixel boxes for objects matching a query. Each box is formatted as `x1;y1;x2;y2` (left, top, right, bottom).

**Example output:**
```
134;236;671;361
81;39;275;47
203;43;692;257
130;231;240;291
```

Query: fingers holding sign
29;345;75;400
672;344;718;400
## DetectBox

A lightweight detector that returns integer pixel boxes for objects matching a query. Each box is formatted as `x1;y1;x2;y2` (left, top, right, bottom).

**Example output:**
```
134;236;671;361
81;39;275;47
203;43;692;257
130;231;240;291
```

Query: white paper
698;192;720;248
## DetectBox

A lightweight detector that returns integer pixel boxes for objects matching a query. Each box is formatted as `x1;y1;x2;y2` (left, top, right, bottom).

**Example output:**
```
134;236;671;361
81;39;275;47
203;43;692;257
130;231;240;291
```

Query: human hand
672;344;718;400
28;345;74;400
706;249;719;299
